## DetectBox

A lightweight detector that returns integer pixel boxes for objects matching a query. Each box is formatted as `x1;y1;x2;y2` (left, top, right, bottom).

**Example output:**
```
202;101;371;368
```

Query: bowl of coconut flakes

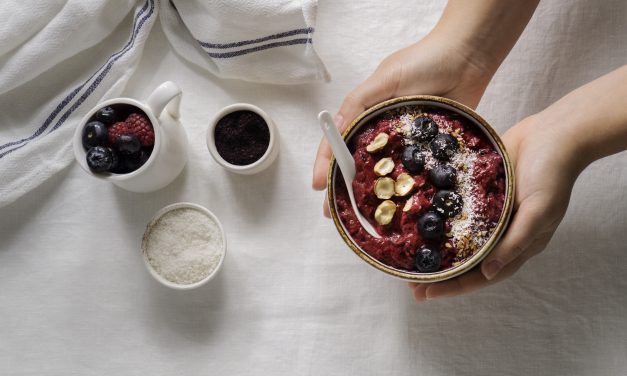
141;202;226;289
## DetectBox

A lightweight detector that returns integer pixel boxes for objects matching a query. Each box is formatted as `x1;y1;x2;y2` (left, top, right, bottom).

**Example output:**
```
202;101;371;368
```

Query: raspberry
107;122;132;146
126;113;155;146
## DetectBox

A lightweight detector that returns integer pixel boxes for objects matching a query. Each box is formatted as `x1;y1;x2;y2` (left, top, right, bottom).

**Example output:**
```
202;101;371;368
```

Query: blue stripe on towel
0;0;150;153
0;0;155;159
198;27;314;49
206;38;313;59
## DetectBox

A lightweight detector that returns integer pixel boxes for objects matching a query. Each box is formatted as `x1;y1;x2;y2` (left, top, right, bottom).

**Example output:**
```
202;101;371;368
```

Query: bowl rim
326;95;515;283
141;202;227;290
206;102;278;173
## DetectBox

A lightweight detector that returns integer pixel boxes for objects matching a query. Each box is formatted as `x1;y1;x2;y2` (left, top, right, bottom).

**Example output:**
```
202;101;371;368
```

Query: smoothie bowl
327;96;514;283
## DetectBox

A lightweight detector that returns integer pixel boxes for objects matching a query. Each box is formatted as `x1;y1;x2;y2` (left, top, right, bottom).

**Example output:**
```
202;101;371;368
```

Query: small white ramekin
206;103;279;175
141;202;226;290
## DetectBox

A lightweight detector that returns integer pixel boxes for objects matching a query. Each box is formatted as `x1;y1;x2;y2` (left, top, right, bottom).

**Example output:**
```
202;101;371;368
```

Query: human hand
410;115;588;301
312;34;496;216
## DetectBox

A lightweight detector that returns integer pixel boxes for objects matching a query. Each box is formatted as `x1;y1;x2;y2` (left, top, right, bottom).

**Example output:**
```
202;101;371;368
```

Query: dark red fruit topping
126;113;154;147
108;122;132;146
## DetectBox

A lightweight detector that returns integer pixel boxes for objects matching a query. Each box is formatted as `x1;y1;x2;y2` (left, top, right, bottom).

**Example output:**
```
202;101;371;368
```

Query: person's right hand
312;33;497;216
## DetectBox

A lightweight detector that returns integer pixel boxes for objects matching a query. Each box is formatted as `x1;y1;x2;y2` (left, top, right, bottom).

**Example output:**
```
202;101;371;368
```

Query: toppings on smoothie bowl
366;132;389;153
329;97;513;280
373;157;395;176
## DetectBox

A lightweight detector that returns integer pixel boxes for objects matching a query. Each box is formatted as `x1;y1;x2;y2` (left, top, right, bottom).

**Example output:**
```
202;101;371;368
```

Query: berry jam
333;106;506;272
214;110;270;166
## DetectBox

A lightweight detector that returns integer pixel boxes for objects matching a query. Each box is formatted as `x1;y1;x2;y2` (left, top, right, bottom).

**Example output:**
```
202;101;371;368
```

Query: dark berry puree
333;106;506;272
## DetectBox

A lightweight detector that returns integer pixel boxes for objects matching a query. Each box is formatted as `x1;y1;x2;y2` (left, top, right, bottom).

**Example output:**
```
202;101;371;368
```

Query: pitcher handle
146;81;182;119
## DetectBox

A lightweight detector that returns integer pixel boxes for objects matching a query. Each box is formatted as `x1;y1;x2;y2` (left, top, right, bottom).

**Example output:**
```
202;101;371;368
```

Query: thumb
312;68;398;190
336;67;400;131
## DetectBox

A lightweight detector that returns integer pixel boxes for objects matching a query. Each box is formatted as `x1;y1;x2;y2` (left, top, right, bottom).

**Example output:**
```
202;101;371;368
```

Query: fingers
481;197;546;280
411;235;550;302
323;192;331;218
412;283;429;302
337;69;398;127
312;138;332;190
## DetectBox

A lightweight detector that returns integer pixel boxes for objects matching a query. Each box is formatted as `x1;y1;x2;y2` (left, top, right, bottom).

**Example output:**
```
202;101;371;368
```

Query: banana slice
395;173;415;196
373;157;394;176
374;200;396;225
366;133;389;153
374;177;395;199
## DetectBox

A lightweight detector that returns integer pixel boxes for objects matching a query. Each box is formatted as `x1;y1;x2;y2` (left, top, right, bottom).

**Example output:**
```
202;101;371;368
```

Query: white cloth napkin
161;0;330;84
0;0;329;208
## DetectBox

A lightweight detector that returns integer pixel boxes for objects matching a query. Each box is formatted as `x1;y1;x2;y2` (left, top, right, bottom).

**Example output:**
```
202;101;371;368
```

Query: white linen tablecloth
2;1;627;375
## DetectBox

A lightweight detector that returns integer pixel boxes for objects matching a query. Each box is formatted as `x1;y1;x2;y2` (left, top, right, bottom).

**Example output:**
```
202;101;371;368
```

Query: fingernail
484;260;503;280
334;114;344;128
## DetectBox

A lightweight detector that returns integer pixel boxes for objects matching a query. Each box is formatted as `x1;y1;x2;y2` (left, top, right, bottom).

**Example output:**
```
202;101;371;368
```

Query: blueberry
429;134;458;160
412;116;438;142
415;247;442;273
109;162;131;175
95;106;116;125
123;149;150;172
86;146;118;173
429;164;457;189
81;121;108;149
418;212;444;240
116;134;141;155
432;190;463;218
401;145;425;174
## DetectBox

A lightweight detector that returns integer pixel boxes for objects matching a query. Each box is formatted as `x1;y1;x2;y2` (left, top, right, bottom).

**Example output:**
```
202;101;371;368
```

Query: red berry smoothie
333;106;506;272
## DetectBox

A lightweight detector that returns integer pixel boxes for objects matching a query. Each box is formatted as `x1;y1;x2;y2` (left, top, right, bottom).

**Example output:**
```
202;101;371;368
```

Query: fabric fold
160;0;330;84
0;0;157;208
0;0;330;208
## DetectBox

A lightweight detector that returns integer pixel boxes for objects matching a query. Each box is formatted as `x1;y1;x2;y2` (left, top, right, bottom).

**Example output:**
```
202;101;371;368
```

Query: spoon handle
318;111;381;239
318;111;355;181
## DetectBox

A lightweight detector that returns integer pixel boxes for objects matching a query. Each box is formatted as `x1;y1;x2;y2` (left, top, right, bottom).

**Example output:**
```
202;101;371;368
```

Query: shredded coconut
396;106;489;259
144;207;224;285
449;152;478;239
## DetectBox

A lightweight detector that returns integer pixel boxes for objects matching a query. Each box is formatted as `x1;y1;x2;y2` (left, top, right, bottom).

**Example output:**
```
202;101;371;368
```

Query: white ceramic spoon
318;111;381;238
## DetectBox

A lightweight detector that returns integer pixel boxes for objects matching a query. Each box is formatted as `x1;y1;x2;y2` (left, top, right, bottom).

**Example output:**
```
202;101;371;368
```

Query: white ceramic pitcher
73;81;188;192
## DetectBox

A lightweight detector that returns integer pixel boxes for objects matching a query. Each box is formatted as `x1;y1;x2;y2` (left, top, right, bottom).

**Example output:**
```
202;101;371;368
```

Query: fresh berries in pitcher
116;134;141;156
82;104;154;174
108;121;132;146
82;121;108;149
95;106;116;125
86;146;118;172
122;149;150;171
126;113;155;147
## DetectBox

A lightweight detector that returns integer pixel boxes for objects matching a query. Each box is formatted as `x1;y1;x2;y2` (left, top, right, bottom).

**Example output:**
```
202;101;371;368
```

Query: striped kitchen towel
0;0;158;208
161;0;330;84
0;0;329;208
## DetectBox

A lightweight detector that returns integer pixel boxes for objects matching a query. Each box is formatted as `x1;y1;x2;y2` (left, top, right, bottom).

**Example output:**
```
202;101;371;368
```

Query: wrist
423;29;497;85
430;0;539;79
534;64;627;169
531;111;595;175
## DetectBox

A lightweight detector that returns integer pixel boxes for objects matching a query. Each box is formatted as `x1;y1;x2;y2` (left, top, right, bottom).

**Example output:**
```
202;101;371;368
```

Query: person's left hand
410;114;588;301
